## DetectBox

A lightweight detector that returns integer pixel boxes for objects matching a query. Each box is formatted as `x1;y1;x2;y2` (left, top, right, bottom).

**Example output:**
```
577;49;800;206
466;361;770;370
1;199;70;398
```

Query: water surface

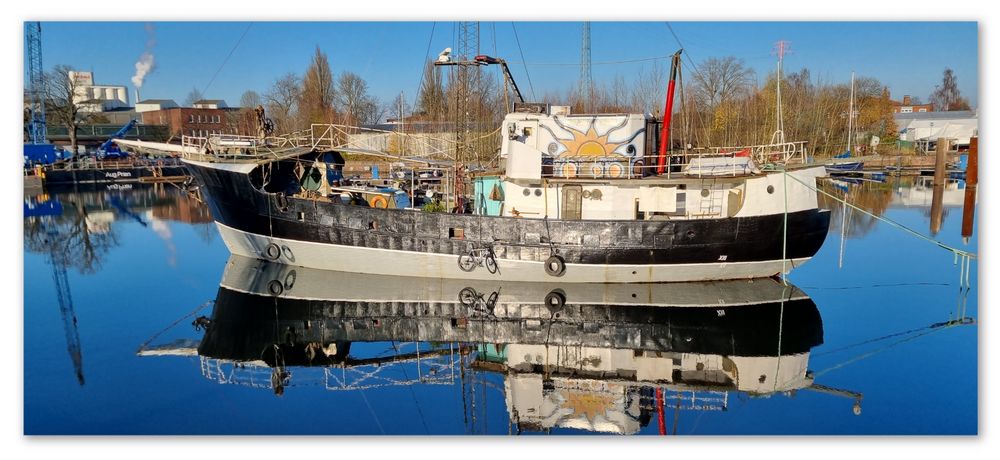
23;177;978;435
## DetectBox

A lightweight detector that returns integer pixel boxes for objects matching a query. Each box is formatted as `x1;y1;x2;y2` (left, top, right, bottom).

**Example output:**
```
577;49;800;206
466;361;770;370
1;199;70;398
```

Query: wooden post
933;137;948;186
930;138;947;236
961;137;978;240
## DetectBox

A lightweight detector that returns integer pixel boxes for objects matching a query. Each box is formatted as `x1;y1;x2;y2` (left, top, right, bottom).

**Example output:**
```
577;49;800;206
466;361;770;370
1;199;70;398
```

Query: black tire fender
544;254;566;277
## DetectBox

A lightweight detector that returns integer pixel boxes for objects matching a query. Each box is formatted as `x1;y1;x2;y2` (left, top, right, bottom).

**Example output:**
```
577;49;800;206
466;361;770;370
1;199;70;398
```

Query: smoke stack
135;87;141;105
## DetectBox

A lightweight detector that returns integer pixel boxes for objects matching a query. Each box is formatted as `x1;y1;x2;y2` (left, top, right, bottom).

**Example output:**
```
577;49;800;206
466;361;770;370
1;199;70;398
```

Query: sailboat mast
770;40;789;145
847;71;855;156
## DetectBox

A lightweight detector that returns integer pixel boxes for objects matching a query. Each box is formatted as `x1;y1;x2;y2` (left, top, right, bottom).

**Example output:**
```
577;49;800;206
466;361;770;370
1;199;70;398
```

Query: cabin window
449;228;465;239
297;212;305;221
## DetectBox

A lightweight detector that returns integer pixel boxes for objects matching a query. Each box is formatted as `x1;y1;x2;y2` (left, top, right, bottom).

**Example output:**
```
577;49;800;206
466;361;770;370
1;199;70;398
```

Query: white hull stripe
216;222;813;283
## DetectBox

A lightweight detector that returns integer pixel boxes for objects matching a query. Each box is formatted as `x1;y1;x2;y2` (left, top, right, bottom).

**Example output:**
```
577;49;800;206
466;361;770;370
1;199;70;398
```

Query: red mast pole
656;51;683;175
656;387;666;435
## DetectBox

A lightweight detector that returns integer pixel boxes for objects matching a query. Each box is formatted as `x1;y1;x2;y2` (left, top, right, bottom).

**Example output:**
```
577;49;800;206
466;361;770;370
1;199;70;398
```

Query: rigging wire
135;299;214;353
202;22;253;96
509;22;536;101
506;55;676;67
785;172;976;259
390;341;431;435
664;22;703;79
811;323;964;379
411;22;437;113
812;318;972;358
799;282;951;290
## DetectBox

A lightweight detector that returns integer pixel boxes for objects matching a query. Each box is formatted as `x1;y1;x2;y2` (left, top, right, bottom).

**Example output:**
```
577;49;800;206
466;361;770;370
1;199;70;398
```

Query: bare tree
416;60;446;121
239;90;262;109
299;46;336;124
691;57;753;109
184;87;204;106
24;201;120;275
629;63;666;114
389;92;411;122
43;65;93;152
930;68;971;111
264;73;301;133
335;72;379;125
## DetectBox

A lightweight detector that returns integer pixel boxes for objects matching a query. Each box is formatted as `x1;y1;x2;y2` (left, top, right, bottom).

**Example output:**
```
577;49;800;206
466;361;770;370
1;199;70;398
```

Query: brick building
891;94;935;114
138;99;243;139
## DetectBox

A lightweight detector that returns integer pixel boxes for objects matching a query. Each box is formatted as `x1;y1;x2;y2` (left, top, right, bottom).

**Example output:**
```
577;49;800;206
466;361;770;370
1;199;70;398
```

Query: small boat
825;152;864;173
826;72;864;174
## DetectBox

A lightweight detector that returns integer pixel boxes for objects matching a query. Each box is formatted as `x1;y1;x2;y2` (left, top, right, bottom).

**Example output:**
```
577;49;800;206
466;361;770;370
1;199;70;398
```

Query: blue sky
32;21;978;111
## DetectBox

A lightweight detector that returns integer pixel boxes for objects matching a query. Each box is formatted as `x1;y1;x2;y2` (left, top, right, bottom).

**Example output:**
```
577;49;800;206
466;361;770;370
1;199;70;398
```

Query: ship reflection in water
140;255;863;435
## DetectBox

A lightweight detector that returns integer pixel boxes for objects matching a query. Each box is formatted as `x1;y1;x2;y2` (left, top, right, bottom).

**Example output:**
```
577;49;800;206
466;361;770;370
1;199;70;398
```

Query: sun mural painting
547;116;645;179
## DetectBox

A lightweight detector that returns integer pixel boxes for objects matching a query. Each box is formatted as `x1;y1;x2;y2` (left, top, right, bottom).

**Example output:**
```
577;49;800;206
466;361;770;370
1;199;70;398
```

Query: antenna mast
770;40;790;145
580;22;593;112
455;21;479;210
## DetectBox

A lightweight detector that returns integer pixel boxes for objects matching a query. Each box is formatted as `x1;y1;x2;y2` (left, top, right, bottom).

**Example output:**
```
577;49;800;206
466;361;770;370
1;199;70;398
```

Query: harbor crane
24;21;57;164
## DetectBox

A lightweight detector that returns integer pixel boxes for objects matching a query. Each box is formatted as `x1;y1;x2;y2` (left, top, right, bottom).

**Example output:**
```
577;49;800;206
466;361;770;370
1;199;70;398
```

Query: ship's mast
846;71;856;156
770;40;789;145
580;22;593;112
454;22;479;211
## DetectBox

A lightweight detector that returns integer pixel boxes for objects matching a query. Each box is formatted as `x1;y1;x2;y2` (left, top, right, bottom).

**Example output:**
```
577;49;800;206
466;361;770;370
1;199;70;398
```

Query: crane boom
474;55;524;106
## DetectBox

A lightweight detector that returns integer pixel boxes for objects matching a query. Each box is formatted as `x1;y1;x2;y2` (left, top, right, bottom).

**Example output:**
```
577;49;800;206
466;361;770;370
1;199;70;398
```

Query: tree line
27;46;973;160
234;47;385;135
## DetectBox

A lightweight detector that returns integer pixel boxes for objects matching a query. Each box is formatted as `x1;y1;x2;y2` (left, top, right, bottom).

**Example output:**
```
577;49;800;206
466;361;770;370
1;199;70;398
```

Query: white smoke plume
131;23;156;88
151;218;177;267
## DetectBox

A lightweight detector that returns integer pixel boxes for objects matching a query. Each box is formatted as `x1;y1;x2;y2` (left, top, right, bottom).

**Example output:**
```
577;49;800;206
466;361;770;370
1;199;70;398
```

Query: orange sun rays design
558;126;624;157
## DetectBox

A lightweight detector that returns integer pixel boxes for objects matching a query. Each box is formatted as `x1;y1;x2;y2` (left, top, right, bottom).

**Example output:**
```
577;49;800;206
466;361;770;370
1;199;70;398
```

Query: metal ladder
699;186;726;216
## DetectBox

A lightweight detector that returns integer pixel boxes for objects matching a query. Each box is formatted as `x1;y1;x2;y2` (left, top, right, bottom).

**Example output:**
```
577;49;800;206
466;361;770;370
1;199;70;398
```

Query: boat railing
308;123;457;160
695;140;809;165
178;124;457;163
548;145;805;180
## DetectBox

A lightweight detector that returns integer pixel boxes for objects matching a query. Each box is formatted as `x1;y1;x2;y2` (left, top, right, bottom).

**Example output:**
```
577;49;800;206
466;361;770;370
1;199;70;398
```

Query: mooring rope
781;168;789;286
783;170;975;260
135;299;215;353
811;320;971;379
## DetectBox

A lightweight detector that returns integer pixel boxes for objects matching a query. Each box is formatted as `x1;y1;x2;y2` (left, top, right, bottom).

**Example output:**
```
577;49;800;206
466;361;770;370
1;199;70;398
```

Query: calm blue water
23;177;978;435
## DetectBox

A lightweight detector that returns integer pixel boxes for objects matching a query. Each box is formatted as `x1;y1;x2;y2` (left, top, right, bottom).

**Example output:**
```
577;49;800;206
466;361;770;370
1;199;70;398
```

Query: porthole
701;188;710;197
767;185;775;194
626;144;636;154
547;142;559;155
523;188;530;196
534;189;542;197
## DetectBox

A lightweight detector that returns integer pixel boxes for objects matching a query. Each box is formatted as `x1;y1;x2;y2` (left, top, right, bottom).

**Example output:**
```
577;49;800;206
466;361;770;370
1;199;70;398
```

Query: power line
202;22;253;97
509;22;535;101
664;22;703;79
506;55;675;67
412;22;437;110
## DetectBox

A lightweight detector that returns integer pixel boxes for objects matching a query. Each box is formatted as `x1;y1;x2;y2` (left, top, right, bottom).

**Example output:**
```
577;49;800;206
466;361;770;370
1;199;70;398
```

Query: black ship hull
186;159;831;282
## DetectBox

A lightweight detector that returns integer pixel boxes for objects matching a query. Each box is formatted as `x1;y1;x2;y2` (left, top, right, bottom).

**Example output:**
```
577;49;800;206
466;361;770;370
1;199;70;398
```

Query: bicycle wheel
459;287;478;307
458;253;477;272
486;291;499;312
485;254;499;274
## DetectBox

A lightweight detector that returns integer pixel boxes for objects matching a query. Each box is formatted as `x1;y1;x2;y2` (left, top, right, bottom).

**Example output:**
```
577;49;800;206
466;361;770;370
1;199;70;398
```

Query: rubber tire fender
544;254;566;277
